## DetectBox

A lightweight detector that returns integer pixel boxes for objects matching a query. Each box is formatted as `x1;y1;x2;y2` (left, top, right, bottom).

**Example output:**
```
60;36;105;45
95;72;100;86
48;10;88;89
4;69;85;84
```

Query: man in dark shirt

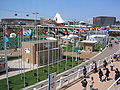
81;79;88;90
83;66;87;78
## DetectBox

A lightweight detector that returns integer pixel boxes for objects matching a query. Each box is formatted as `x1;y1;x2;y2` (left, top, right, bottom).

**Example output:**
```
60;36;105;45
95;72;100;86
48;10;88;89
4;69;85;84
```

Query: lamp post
33;12;39;26
32;12;39;81
14;12;30;86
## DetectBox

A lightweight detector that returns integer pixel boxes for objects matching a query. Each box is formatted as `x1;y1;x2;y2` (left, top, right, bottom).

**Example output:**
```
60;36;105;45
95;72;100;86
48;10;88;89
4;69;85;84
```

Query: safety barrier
107;77;120;90
22;50;120;90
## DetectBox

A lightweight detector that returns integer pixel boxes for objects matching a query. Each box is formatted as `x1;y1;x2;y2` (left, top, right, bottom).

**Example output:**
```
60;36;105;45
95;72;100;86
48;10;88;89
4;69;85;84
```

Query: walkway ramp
66;61;120;90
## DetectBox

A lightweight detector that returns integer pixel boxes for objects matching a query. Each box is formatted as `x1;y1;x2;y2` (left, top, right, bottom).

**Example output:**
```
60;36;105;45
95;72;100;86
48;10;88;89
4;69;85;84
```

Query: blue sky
0;0;120;21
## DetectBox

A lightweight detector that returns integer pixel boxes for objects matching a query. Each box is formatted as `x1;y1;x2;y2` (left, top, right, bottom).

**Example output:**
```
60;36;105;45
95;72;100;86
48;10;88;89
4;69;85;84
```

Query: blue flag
23;30;32;36
4;31;10;43
5;36;10;42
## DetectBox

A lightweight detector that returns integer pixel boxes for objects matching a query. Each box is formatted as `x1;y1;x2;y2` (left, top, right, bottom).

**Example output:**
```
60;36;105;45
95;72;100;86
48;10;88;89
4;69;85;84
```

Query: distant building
81;40;97;52
86;31;108;43
93;16;116;26
40;18;56;26
85;18;93;25
22;40;62;65
1;18;40;25
67;21;80;25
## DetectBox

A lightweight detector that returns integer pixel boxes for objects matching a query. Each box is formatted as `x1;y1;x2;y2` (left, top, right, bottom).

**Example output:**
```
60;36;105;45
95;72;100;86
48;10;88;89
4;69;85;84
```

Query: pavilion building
22;40;62;65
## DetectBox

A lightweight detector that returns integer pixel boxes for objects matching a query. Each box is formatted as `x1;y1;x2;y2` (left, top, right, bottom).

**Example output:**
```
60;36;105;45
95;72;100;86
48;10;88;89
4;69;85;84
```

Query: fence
22;50;120;90
107;77;120;90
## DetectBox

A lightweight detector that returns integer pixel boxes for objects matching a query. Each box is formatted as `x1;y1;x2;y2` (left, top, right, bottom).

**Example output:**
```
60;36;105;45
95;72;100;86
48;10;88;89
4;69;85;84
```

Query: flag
19;29;23;35
23;29;32;36
4;30;10;42
38;28;42;33
38;29;46;35
4;36;10;42
29;30;33;39
55;28;58;34
48;30;55;35
3;29;9;36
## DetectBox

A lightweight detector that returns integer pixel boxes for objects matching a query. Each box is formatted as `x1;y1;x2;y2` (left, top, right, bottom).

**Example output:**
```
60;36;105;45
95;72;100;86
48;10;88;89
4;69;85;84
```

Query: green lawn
0;58;84;90
94;42;106;51
63;42;83;52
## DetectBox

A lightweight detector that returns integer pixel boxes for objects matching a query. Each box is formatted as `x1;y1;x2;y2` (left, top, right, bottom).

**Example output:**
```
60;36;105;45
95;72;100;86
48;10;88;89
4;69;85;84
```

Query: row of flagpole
2;24;80;89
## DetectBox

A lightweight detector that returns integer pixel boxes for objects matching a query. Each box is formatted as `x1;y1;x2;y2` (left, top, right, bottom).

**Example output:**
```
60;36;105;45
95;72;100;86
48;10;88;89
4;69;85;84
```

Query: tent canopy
53;13;64;23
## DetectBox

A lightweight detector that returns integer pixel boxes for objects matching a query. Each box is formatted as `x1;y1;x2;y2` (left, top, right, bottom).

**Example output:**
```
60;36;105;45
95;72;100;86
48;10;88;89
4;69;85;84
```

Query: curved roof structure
53;13;64;23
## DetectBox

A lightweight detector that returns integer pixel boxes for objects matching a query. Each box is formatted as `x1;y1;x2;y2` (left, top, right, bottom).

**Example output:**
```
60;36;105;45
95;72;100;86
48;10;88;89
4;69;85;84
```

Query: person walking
81;79;88;90
89;77;94;90
116;54;120;61
113;53;117;61
98;69;103;82
110;60;114;71
103;60;107;70
93;61;97;73
114;68;120;85
83;66;87;78
105;68;110;81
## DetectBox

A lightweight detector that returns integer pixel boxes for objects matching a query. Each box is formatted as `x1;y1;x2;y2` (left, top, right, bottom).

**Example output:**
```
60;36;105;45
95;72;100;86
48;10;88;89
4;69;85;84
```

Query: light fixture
14;13;17;16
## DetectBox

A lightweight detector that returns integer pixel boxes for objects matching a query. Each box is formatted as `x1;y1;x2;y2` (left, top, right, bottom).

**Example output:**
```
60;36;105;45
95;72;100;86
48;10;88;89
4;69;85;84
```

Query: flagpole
18;27;21;77
55;28;61;73
20;26;23;80
23;27;26;87
3;25;9;90
48;26;50;75
18;24;21;79
32;12;39;76
72;28;75;67
37;26;39;82
42;27;44;74
29;26;32;70
65;27;68;70
32;27;35;76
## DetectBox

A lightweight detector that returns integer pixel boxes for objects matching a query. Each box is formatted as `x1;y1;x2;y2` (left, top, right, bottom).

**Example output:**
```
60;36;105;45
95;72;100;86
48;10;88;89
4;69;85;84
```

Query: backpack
81;81;87;87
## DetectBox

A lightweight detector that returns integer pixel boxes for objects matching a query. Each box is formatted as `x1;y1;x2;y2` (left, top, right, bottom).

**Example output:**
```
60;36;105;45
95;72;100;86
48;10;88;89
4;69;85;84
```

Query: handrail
107;77;120;90
23;49;120;90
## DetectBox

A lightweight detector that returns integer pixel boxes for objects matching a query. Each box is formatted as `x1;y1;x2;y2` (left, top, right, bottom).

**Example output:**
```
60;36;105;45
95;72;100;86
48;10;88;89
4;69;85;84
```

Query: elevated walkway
21;39;120;90
66;61;120;90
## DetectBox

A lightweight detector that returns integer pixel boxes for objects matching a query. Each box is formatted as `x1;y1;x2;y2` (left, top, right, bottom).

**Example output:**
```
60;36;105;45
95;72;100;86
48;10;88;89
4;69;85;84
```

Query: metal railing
22;50;120;90
107;77;120;90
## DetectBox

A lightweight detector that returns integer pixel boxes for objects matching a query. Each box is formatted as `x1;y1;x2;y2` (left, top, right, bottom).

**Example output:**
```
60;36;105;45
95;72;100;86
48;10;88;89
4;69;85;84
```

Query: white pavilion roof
53;13;64;23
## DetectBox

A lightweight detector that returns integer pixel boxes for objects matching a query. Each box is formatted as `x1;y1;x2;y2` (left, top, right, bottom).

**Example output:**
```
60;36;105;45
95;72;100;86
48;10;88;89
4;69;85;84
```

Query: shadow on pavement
9;67;28;72
0;67;28;75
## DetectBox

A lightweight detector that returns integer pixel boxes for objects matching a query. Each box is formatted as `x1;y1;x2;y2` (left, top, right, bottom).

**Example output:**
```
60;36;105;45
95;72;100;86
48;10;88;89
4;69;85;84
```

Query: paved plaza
63;40;120;90
0;59;38;79
66;61;120;90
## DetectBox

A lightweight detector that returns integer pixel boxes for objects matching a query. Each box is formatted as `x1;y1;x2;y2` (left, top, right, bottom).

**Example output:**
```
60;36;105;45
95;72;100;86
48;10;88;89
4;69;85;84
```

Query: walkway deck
65;40;120;90
66;61;120;90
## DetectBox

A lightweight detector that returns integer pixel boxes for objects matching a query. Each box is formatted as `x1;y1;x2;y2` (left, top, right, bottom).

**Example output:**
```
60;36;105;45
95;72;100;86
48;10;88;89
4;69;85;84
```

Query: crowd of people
81;53;120;90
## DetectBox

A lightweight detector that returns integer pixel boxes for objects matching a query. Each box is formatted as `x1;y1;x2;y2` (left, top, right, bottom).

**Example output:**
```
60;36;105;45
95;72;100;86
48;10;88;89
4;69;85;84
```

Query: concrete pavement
64;40;120;90
66;61;120;90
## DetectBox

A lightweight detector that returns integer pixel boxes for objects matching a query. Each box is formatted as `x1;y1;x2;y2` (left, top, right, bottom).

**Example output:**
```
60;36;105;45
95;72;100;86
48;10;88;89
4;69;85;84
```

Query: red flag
19;29;23;35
